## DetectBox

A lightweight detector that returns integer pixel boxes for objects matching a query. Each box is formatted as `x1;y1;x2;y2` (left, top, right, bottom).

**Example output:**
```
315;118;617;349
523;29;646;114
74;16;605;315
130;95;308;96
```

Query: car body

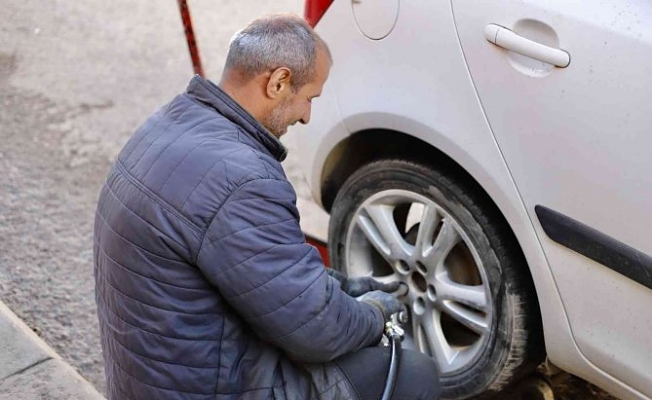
297;0;652;399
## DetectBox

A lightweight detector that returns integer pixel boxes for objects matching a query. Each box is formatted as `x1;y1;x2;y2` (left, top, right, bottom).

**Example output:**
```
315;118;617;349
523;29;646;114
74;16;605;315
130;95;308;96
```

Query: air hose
380;312;407;400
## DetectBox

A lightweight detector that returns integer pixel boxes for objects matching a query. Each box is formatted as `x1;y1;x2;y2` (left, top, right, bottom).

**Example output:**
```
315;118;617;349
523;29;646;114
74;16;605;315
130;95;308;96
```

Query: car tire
328;159;544;399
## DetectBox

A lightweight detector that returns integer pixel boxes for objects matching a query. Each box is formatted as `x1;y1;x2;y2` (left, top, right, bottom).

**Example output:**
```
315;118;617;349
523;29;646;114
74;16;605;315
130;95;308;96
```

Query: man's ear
266;67;292;99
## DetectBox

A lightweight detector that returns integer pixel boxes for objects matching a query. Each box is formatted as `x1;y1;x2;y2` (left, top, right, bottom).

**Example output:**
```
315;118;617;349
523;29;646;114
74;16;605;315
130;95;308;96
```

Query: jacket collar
186;75;288;162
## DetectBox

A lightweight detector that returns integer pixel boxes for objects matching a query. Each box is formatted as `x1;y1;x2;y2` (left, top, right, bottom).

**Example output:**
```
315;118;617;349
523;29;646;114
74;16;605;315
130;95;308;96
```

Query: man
94;14;440;400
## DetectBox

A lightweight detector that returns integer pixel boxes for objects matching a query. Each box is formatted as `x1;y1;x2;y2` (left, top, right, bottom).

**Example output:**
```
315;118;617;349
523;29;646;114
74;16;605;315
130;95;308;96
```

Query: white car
298;0;652;399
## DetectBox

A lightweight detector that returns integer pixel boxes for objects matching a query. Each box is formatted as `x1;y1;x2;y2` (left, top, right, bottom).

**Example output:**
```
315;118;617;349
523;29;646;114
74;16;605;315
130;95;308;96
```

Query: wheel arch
321;129;500;224
320;129;448;212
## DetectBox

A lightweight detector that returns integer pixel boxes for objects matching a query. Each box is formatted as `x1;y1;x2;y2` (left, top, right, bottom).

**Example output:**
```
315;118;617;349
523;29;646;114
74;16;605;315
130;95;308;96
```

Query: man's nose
300;107;311;125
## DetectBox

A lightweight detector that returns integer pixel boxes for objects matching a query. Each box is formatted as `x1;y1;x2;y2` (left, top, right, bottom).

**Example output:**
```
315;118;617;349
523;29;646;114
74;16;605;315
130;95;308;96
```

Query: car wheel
328;159;544;398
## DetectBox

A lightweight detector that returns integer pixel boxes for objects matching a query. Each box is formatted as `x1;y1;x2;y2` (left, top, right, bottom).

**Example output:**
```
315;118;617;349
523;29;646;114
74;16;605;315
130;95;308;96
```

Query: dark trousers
333;347;441;400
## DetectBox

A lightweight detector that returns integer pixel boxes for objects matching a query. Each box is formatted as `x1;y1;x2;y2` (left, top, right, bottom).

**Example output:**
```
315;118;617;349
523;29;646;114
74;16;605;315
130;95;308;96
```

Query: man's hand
327;269;400;297
357;290;406;322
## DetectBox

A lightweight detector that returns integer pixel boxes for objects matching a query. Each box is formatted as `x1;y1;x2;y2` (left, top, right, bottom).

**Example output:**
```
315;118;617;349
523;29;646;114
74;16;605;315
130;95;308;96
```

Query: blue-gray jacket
94;76;384;400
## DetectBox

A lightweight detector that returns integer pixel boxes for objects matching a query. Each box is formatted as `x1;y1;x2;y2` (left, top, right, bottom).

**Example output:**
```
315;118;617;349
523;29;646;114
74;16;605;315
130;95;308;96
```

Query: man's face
264;48;331;138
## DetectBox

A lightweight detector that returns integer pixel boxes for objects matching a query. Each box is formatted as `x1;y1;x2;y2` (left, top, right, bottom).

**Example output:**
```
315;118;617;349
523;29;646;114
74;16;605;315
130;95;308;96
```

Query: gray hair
225;14;330;89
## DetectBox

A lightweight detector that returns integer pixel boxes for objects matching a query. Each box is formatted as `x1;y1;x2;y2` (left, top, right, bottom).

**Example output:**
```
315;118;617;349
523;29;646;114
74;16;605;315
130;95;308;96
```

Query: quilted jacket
93;76;385;400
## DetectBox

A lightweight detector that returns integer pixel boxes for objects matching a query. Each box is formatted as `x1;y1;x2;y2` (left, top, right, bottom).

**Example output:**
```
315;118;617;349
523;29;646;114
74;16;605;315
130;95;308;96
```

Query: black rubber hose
380;332;402;400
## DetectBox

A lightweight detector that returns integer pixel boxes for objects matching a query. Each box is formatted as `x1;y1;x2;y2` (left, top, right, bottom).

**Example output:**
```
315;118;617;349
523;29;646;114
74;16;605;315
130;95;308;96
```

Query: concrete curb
0;301;105;399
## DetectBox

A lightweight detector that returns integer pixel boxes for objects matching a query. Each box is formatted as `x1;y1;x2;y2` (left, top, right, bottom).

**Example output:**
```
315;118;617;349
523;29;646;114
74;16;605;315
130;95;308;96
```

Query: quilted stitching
94;77;381;400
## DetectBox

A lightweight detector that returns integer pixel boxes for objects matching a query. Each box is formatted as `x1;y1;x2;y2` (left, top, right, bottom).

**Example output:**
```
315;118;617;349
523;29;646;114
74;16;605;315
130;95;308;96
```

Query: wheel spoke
423;217;460;268
440;301;489;335
356;213;392;262
361;204;412;259
415;204;440;258
412;317;427;354
420;309;456;367
435;277;487;311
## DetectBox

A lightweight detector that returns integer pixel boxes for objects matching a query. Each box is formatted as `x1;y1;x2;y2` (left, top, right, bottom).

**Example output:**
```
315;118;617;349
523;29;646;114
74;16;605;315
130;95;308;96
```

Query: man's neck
218;72;267;124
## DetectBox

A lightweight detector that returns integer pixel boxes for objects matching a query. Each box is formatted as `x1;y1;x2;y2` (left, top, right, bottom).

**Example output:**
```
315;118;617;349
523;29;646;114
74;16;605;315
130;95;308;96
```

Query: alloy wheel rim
344;189;492;375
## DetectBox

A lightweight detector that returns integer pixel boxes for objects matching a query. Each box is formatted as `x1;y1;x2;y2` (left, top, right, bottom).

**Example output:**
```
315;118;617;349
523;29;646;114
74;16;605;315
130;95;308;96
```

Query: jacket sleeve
195;177;384;363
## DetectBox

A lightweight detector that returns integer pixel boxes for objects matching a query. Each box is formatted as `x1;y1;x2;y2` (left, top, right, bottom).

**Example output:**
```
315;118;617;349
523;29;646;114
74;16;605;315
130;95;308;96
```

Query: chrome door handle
484;24;570;68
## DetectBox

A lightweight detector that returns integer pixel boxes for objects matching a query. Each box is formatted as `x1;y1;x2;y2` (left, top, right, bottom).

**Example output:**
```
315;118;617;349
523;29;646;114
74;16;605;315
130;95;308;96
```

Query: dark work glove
327;268;400;297
357;290;406;322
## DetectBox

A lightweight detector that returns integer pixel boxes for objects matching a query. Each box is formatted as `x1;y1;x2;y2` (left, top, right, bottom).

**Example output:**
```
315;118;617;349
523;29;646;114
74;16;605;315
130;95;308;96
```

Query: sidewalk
0;301;104;400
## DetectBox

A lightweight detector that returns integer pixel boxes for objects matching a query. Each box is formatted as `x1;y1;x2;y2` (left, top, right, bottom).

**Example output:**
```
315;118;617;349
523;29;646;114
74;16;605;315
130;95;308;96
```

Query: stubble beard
265;97;292;138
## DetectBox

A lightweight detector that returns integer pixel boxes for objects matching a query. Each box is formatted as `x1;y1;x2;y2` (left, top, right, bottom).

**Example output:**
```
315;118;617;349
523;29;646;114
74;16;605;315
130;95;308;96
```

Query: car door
452;0;652;395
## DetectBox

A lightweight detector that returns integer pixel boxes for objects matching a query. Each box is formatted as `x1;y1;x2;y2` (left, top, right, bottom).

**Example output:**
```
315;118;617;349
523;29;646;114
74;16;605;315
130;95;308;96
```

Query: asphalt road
0;1;617;399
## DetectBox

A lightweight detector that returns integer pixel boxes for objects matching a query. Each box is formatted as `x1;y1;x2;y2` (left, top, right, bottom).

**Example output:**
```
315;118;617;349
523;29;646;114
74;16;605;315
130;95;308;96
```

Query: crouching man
94;14;441;400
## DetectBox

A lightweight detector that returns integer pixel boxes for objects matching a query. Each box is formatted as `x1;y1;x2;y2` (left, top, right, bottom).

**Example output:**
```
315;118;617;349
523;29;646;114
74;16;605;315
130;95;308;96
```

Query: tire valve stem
395;282;409;297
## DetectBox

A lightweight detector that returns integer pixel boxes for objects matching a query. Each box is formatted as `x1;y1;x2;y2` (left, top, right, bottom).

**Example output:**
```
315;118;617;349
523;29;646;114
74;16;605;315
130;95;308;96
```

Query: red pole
305;235;330;267
177;0;205;77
